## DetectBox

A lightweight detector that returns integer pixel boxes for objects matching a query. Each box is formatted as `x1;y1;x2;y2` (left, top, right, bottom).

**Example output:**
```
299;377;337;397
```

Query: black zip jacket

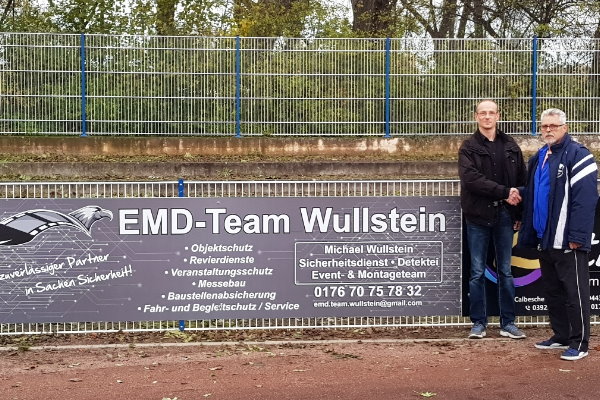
458;129;527;226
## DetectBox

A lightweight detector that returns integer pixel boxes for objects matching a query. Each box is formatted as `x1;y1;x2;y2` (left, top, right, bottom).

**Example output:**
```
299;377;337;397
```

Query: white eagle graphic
0;206;113;246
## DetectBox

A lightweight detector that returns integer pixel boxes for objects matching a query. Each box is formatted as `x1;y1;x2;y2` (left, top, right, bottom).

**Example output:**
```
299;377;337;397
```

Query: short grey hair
540;108;567;124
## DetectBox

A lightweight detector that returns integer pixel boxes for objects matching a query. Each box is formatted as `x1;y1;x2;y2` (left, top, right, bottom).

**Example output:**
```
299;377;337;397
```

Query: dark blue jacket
518;134;599;252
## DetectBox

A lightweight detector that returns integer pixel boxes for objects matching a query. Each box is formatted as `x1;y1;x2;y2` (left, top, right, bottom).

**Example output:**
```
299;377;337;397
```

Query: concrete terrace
0;135;599;180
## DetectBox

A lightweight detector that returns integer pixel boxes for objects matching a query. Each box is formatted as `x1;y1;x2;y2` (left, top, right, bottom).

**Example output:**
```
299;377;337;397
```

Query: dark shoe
560;348;588;361
534;339;568;350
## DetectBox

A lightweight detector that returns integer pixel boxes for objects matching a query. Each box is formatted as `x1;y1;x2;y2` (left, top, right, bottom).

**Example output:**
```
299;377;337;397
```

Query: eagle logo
0;206;113;246
557;164;565;179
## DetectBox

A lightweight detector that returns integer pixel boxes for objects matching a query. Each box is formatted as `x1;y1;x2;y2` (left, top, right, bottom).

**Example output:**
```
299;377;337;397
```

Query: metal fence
1;178;587;335
2;34;600;137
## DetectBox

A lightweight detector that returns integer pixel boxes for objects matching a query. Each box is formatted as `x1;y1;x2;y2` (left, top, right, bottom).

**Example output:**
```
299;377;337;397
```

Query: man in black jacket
459;100;527;339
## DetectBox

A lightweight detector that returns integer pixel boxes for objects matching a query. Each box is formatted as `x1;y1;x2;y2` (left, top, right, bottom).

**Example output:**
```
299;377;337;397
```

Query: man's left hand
569;242;582;249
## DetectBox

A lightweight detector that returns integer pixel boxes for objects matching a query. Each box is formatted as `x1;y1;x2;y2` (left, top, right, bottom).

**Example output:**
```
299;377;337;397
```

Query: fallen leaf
419;392;437;397
559;369;571;373
117;380;123;383
293;369;308;372
209;366;223;371
203;394;212;397
69;378;82;382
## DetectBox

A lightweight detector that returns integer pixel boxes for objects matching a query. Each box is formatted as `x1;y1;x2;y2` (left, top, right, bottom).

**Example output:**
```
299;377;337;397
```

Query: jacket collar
539;134;572;156
474;128;506;145
469;128;519;153
549;133;572;153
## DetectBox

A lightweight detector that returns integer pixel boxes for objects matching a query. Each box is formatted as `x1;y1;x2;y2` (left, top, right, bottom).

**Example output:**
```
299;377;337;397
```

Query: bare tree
399;0;461;39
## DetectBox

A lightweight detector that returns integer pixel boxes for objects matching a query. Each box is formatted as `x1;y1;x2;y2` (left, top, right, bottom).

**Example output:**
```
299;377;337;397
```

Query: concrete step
0;160;458;180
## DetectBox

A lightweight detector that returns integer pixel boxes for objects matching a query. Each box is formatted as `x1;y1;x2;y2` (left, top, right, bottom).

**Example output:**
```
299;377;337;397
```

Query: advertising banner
0;196;462;323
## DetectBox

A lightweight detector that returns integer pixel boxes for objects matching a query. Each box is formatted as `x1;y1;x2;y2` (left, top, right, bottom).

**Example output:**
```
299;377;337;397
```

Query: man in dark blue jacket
518;108;598;361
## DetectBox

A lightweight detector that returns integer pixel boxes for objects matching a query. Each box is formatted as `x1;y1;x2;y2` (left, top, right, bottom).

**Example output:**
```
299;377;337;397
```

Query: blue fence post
235;36;242;138
384;38;391;138
79;33;88;137
178;178;185;331
178;178;185;198
531;36;539;136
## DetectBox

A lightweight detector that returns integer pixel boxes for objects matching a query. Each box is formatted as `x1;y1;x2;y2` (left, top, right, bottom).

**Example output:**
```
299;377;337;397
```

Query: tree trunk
471;0;485;38
456;0;470;39
0;0;15;28
351;0;398;37
437;0;458;39
156;0;178;35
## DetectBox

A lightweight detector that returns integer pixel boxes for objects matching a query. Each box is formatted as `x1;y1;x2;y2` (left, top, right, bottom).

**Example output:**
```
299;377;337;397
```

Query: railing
2;178;597;335
2;34;600;136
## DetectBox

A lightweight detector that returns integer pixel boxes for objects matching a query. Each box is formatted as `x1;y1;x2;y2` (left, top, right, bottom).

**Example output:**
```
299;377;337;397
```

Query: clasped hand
505;187;521;206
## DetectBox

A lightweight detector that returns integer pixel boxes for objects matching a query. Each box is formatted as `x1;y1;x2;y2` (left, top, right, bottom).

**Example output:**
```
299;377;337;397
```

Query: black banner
462;200;600;316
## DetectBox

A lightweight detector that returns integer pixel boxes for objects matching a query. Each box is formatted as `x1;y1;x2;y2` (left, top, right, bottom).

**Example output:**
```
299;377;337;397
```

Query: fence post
531;36;539;136
79;33;88;137
235;36;242;138
384;38;391;138
178;178;185;331
178;178;185;198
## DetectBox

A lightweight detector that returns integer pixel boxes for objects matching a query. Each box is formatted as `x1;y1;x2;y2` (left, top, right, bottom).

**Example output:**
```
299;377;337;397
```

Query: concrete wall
1;135;599;180
0;135;584;157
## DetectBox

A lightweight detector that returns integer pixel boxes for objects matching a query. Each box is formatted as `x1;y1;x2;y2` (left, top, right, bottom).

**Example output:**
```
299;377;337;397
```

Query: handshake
505;187;522;206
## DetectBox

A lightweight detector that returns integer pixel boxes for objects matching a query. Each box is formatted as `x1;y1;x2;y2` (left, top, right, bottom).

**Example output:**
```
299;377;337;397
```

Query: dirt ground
1;325;599;400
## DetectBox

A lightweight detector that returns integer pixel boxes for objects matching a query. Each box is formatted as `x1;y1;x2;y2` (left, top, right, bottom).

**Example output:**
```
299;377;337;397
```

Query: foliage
177;0;232;36
3;0;600;40
1;0;55;32
232;0;314;37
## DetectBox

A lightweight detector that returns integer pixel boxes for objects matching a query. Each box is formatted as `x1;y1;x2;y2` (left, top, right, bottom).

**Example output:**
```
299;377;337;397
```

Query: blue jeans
466;207;516;328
